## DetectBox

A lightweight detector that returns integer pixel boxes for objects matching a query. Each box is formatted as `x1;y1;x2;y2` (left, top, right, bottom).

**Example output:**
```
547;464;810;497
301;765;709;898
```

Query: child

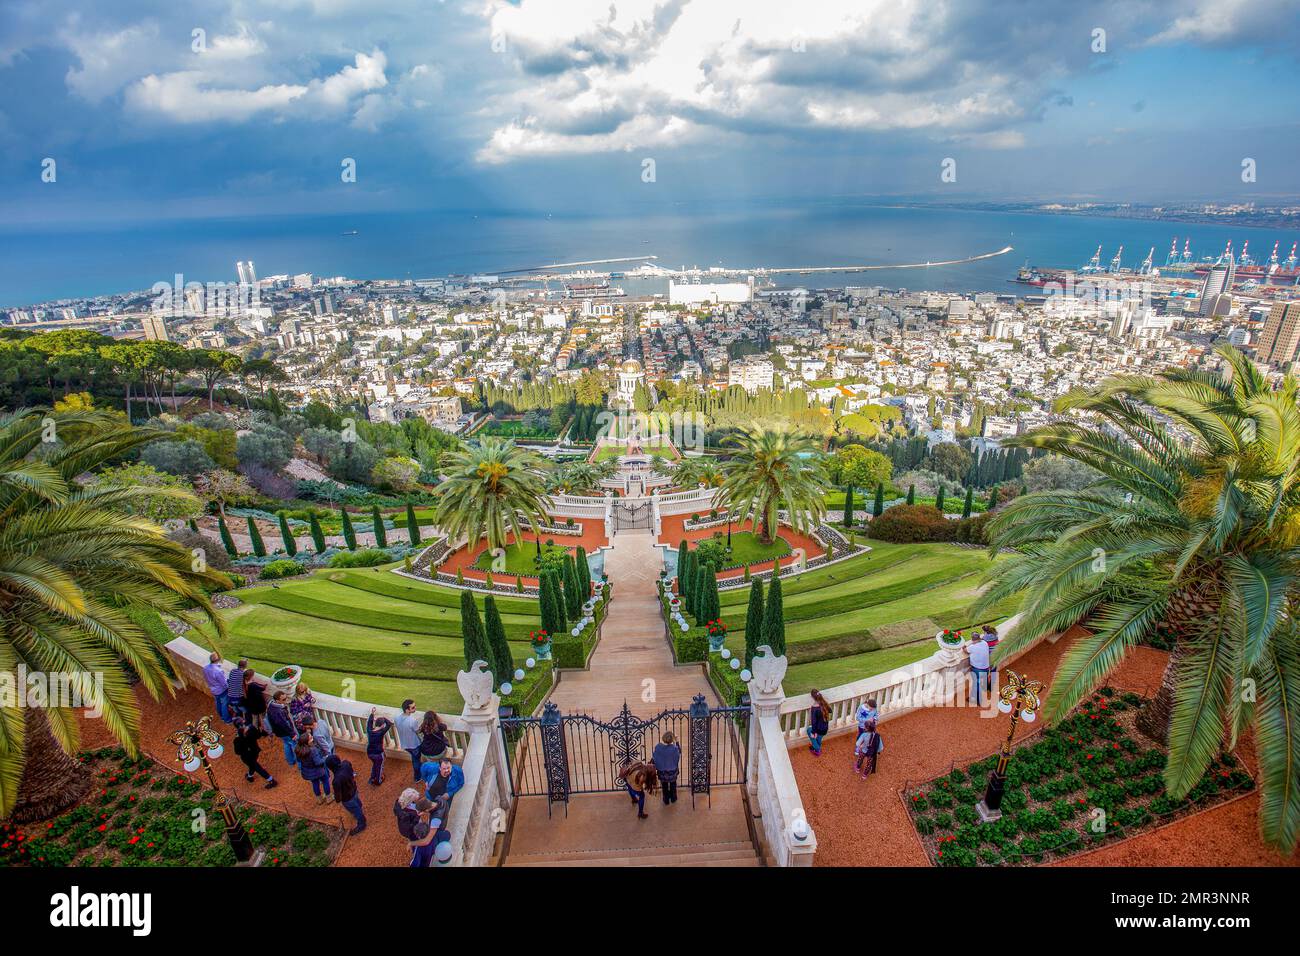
854;720;884;777
366;707;394;786
808;689;831;757
231;717;278;790
855;698;879;734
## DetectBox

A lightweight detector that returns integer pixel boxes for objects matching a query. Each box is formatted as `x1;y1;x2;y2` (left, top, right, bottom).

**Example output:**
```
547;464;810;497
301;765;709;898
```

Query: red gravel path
791;634;1296;868
78;685;421;866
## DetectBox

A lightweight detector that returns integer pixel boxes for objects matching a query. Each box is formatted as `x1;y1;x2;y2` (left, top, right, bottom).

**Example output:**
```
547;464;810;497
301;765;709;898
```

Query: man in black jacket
652;731;682;805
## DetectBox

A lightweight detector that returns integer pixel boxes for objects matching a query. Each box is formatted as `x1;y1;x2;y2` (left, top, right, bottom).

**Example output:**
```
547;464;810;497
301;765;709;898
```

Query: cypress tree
680;547;696;615
693;564;709;623
936;485;947;513
483;595;513;685
574;545;591;598
188;518;200;534
906;483;915;506
460;590;491;672
309;512;327;553
962;486;974;519
372;505;387;548
987;486;1000;511
562;555;581;623
217;514;237;558
341;507;357;550
245;516;266;557
843;484;855;528
701;565;721;624
406;502;421;545
278;512;298;557
763;575;786;657
872;482;885;518
541;571;565;635
743;578;765;667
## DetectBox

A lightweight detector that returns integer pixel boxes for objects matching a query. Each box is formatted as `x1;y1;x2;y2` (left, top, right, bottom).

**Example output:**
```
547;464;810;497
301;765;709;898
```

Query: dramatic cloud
125;49;387;124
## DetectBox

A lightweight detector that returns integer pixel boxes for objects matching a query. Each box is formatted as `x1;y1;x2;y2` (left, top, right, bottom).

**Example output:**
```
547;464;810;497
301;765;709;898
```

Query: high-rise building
1255;302;1300;367
1197;256;1236;316
142;313;170;341
236;260;258;286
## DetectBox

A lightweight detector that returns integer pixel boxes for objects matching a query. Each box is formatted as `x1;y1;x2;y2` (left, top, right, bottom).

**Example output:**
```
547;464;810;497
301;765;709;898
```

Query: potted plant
706;618;728;652
935;629;966;662
530;629;552;661
270;664;303;698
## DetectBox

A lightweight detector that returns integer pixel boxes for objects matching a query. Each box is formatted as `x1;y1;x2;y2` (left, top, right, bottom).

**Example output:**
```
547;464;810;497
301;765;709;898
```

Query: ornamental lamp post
975;669;1044;824
167;716;254;862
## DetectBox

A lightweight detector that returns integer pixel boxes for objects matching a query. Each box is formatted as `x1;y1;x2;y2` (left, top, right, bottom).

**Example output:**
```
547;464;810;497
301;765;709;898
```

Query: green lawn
690;531;790;567
201;567;548;711
592;441;673;462
699;542;1018;674
472;541;574;576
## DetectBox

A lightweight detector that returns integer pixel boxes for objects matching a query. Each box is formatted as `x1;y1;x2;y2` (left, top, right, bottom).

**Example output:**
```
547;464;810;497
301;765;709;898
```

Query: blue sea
2;202;1297;306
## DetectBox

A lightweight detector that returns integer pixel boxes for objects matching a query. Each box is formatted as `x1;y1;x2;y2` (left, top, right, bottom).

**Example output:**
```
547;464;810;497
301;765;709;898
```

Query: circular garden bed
903;687;1255;867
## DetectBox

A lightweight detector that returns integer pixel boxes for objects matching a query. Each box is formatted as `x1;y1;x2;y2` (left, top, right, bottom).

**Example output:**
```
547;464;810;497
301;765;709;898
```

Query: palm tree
971;346;1300;852
0;409;228;822
546;459;615;495
717;426;830;544
433;438;553;553
673;456;726;489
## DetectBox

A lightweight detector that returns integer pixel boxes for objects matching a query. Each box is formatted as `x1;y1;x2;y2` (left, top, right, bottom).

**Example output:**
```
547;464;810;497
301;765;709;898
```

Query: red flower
97;824;107;832
128;836;139;845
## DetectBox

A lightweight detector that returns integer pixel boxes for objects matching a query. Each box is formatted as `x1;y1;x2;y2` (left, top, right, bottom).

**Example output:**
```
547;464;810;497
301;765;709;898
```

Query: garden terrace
659;514;825;581
789;634;1296;869
427;521;609;588
711;541;1021;695
191;566;555;714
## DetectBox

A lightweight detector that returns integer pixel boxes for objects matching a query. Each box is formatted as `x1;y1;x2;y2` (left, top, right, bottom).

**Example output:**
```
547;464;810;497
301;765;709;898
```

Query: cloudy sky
1;0;1298;224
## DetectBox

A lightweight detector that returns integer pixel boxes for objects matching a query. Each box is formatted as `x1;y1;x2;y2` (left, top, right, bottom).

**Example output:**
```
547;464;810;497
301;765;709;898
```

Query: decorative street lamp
167;716;254;862
975;669;1044;823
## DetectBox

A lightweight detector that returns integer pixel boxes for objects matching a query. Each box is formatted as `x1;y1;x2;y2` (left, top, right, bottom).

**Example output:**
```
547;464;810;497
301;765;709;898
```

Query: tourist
652;731;682;804
226;658;248;720
267;691;298;766
231;717;278;789
855;697;878;734
394;788;450;867
421;757;464;817
242;669;269;734
618;759;659;820
854;719;884;777
203;653;230;723
295;731;333;804
300;713;335;757
966;632;992;706
290;682;317;730
982;623;1000;651
417;710;450;764
395;699;424;780
808;689;831;756
366;707;394;786
326;754;366;835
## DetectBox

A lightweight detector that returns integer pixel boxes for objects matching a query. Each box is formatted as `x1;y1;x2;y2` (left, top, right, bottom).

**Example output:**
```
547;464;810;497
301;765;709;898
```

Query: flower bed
0;747;343;868
903;687;1255;867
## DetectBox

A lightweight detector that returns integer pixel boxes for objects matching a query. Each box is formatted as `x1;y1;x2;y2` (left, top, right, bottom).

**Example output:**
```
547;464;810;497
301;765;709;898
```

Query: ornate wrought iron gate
613;499;653;531
499;695;749;816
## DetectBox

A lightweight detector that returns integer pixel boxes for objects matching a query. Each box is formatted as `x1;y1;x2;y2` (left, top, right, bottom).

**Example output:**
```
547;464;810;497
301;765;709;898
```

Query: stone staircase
498;788;764;868
504;840;762;867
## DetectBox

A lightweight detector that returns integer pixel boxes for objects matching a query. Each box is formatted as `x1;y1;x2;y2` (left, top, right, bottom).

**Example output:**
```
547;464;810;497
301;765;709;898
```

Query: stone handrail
777;612;1031;746
746;648;816;866
164;635;472;760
